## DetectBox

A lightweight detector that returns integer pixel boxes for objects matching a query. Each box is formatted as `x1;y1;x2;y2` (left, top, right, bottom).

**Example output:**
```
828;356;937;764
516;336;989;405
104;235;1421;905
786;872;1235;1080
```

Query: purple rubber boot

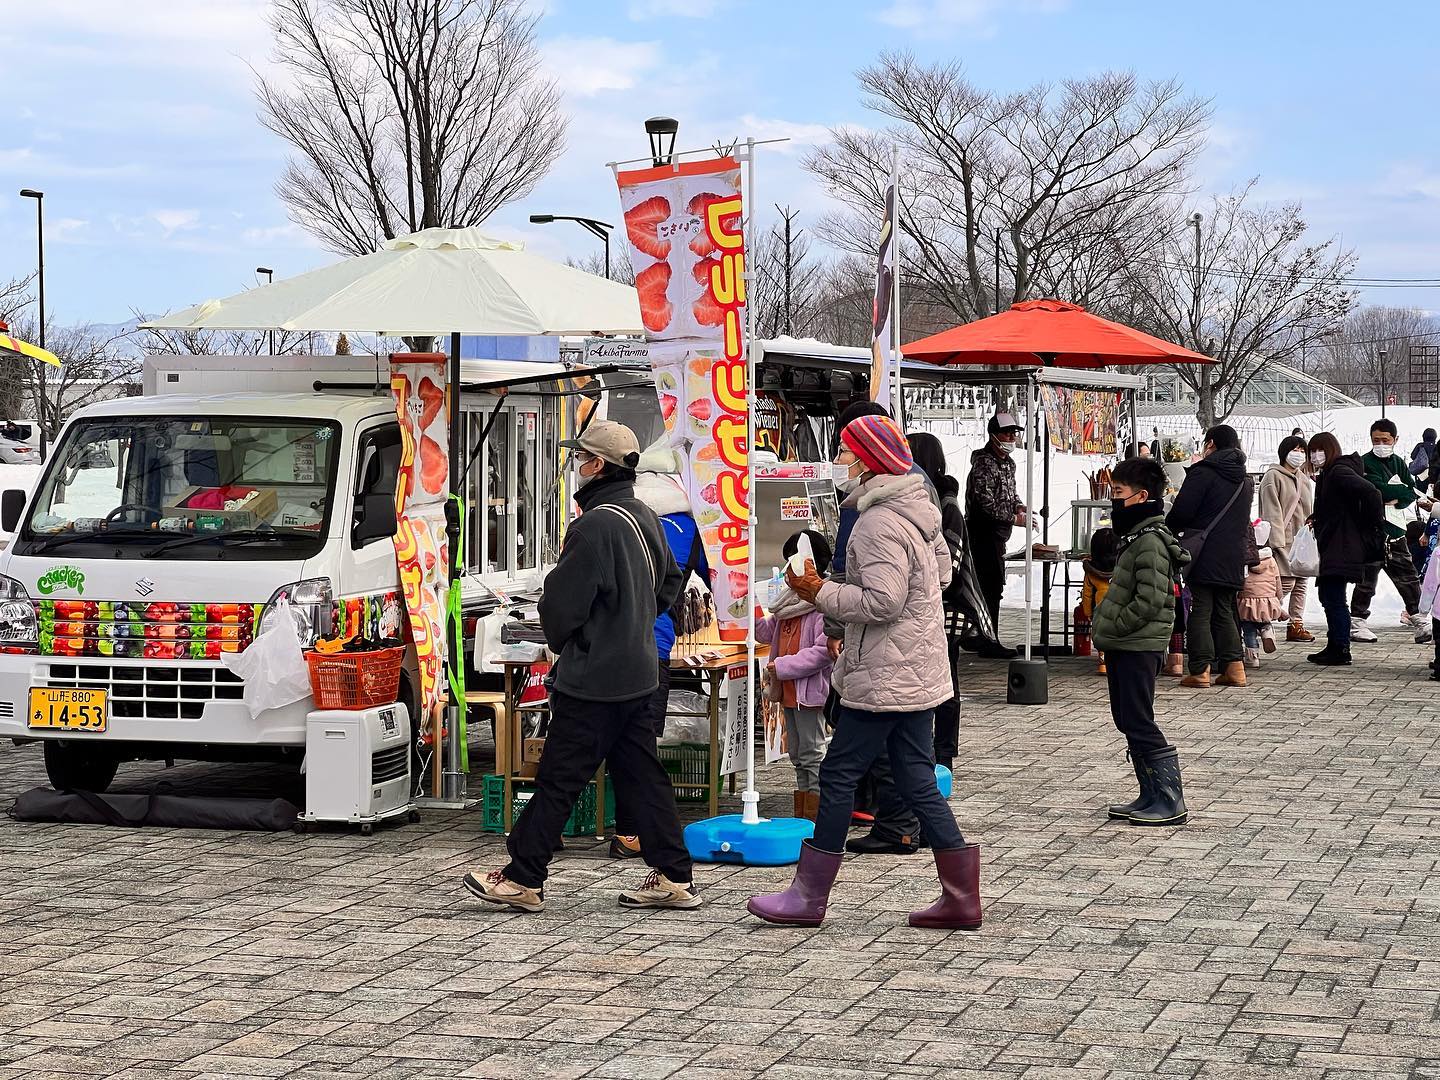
746;840;843;927
908;844;982;930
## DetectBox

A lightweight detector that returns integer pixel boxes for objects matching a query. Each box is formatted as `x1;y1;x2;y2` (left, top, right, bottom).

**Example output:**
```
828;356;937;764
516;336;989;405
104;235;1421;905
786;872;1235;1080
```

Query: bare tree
567;250;635;286
1124;184;1355;427
1308;306;1436;406
3;318;139;438
807;54;1210;324
131;318;315;358
257;0;566;257
0;275;34;325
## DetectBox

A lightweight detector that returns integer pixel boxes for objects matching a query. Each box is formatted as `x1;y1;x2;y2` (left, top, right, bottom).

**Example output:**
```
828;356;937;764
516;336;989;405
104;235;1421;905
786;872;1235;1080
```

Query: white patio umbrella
142;227;641;336
142;227;642;803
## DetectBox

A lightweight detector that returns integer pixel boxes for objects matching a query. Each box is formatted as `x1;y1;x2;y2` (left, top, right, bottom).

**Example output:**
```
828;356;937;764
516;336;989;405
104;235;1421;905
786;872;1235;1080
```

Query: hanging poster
389;353;451;740
869;180;897;408
1039;386;1122;455
616;157;749;640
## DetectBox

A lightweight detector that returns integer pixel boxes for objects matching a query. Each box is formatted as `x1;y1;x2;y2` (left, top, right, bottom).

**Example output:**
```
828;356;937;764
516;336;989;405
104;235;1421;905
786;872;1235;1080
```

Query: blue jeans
1317;576;1350;648
812;706;965;852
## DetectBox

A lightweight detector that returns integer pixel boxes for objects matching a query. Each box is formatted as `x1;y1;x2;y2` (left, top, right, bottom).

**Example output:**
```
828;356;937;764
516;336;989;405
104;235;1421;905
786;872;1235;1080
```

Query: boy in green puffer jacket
1093;456;1191;827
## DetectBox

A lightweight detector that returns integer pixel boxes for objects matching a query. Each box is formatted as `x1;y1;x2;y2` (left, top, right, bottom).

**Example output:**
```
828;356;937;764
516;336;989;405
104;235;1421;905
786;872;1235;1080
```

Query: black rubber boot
845;831;920;855
1107;746;1153;820
1127;746;1188;827
1306;645;1352;666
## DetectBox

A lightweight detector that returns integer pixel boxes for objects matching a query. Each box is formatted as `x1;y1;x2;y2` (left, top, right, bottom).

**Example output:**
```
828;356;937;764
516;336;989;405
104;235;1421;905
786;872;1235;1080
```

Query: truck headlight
259;578;334;647
0;574;37;647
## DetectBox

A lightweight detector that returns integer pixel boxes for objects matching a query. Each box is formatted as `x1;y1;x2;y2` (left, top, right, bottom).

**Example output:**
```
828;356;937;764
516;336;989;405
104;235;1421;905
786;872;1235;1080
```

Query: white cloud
878;0;1067;33
1374;163;1440;202
626;0;718;18
0;146;145;180
541;36;662;96
240;222;323;249
151;209;200;236
736;115;834;155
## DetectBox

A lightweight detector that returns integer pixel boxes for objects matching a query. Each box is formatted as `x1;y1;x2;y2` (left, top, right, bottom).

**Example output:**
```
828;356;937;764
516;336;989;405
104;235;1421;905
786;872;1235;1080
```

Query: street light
19;189;47;456
645;116;679;168
528;214;613;280
256;267;274;354
1379;348;1389;418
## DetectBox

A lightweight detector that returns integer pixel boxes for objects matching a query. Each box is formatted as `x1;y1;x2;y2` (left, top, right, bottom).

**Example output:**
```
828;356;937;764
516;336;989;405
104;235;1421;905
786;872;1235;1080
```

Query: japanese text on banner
616;157;750;640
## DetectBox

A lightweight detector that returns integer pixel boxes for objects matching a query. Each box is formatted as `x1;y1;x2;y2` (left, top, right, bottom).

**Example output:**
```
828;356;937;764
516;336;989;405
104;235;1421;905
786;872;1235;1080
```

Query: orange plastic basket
305;647;405;710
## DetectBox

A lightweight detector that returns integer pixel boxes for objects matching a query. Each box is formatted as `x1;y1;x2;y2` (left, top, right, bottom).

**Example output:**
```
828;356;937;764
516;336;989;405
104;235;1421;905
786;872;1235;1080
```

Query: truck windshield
17;416;340;559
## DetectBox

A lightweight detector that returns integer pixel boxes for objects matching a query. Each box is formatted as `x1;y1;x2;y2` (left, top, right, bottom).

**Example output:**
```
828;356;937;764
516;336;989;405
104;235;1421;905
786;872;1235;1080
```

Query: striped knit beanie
841;414;913;476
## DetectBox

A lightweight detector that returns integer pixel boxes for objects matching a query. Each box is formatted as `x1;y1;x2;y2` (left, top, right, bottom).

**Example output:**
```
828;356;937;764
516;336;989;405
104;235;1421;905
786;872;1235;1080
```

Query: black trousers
1351;536;1422;618
1186;583;1242;673
614;661;671;836
932;635;961;767
969;524;1008;639
1105;649;1167;754
504;686;691;890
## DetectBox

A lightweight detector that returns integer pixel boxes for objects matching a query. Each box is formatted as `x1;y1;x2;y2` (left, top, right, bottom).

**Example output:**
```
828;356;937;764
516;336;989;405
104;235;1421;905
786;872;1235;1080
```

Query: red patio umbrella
903;298;1212;368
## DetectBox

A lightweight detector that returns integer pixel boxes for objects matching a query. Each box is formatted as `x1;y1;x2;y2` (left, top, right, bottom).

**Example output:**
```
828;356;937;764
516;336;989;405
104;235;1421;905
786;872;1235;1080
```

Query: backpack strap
594;504;657;591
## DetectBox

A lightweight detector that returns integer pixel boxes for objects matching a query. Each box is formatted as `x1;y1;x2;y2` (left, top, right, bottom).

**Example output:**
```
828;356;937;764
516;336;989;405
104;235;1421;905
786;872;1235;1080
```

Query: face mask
1372;443;1394;459
831;461;857;489
996;440;1016;455
1286;449;1307;469
1310;451;1327;468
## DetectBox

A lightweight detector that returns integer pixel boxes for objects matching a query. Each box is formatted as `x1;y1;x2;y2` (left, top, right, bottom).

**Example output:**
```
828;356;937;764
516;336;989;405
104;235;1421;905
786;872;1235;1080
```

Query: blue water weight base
684;815;814;866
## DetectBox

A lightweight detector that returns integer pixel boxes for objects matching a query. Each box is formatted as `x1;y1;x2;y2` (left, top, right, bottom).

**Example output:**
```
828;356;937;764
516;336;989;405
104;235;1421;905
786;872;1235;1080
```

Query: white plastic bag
221;598;312;718
659;690;711;745
1287;524;1320;579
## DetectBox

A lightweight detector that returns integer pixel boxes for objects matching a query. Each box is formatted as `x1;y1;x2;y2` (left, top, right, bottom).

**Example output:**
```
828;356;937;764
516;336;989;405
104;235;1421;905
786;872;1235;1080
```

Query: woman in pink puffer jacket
748;414;979;933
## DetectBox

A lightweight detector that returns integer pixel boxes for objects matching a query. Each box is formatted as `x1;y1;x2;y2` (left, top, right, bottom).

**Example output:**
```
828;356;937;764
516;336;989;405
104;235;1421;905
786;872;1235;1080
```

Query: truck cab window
352;424;401;547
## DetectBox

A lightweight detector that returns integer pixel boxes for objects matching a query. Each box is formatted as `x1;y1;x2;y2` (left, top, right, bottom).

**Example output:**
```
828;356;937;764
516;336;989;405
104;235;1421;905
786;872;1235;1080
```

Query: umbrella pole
1023;375;1034;661
444;330;463;801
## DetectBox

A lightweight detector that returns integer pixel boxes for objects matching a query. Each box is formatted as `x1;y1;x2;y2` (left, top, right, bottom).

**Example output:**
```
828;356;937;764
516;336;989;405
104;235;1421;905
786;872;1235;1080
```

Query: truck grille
43;662;245;720
371;744;409;784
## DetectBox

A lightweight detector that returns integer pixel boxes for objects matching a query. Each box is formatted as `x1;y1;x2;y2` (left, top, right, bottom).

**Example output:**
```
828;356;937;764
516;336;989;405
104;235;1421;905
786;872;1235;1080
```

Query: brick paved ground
2;624;1438;1079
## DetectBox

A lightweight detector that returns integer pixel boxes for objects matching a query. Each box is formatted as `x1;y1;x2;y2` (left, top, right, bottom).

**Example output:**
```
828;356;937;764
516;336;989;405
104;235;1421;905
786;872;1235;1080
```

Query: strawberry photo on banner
616;157;750;639
390;353;451;738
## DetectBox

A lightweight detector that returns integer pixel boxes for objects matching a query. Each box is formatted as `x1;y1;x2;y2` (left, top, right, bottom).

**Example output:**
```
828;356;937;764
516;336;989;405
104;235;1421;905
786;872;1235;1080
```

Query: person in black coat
1165;425;1253;687
1307;432;1385;666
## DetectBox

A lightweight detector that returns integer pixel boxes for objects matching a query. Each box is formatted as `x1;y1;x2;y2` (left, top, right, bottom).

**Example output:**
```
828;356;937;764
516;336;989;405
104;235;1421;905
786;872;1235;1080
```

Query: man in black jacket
1166;425;1253;688
965;412;1027;659
464;421;697;913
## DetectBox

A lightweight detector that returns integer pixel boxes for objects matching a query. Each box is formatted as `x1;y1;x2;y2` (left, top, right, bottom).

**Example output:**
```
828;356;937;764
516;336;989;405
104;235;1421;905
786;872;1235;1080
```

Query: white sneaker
1417;624;1434;645
1244;647;1260;669
1400;612;1421;629
1350;618;1378;643
463;870;545;913
619;871;702;910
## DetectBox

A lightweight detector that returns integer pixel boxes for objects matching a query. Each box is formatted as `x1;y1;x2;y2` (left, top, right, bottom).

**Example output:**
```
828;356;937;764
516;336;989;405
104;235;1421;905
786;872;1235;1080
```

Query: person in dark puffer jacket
1166;424;1253;688
1306;432;1385;666
1093;456;1191;827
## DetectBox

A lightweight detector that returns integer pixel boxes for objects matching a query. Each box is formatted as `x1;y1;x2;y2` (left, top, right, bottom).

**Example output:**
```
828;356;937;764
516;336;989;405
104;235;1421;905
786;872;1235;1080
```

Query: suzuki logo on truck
135;578;155;597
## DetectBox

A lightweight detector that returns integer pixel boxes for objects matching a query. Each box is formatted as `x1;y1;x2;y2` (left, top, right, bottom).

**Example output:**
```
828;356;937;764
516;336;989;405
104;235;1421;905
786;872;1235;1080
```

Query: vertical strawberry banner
389;354;451;743
616;158;749;640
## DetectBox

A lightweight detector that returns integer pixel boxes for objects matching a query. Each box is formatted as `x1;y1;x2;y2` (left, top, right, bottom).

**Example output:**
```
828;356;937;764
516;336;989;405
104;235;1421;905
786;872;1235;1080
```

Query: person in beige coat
1259;435;1316;641
747;414;980;932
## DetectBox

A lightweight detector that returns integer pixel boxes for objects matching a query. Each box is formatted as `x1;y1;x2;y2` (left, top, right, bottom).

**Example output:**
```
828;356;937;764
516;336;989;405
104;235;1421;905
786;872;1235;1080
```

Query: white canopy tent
143;227;641;337
142;227;642;803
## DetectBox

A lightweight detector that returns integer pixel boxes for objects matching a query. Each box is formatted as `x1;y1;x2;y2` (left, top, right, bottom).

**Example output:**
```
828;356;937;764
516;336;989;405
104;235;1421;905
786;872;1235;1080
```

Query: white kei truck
0;355;566;792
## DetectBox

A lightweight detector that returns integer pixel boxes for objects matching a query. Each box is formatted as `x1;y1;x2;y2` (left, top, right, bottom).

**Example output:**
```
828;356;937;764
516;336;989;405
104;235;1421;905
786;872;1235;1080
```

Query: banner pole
891;147;903;428
742;136;761;827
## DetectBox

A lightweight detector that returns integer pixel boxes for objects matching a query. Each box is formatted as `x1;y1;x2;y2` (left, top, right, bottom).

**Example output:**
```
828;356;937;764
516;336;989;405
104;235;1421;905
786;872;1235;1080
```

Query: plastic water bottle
767;566;784;609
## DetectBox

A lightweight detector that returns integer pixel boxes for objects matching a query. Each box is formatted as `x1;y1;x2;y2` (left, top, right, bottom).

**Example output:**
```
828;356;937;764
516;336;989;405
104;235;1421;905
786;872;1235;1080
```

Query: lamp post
528;215;613;280
19;189;46;455
256;267;274;354
644;116;679;168
1379;347;1389;418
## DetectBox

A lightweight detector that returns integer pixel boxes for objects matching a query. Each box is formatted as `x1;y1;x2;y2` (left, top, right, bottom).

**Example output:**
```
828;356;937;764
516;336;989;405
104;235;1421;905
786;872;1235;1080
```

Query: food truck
0;355;573;793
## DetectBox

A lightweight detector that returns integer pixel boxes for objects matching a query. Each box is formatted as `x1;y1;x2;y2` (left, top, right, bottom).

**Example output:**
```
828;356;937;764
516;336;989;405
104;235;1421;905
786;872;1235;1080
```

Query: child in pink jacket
1237;519;1284;668
755;530;835;822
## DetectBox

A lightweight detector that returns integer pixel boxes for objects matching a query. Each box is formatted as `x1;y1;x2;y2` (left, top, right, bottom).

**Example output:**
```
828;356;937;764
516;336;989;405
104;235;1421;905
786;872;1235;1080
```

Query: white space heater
301;703;415;834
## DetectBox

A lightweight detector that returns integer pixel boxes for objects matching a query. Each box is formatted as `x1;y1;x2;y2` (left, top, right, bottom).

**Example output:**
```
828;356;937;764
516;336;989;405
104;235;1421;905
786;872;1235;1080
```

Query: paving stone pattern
1;625;1438;1079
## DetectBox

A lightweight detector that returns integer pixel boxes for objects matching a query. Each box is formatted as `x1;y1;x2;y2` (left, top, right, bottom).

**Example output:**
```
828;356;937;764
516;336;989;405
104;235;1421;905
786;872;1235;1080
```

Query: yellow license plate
28;688;108;732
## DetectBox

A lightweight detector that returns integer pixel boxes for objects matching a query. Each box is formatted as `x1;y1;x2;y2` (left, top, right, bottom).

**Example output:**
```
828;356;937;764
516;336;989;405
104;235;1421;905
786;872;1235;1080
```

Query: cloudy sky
3;0;1440;324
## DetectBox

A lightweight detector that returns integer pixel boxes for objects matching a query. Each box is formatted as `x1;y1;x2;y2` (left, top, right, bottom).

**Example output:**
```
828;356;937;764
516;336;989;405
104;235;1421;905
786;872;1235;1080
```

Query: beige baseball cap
559;420;641;468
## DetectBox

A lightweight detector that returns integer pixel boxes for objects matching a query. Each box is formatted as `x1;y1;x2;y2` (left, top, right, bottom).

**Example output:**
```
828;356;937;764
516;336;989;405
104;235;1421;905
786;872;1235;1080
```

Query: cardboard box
164;486;279;530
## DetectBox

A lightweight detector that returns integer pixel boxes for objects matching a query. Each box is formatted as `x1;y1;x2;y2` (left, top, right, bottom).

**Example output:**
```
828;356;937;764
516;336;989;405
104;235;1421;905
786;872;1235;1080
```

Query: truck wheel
43;740;119;794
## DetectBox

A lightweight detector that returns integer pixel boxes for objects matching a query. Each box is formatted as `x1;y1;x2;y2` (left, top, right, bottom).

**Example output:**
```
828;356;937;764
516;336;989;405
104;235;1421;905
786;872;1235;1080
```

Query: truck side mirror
1;489;26;533
352;492;397;546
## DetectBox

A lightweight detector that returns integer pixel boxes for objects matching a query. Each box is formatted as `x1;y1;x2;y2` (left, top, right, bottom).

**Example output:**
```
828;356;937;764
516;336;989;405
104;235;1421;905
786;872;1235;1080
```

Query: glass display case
1070;499;1112;555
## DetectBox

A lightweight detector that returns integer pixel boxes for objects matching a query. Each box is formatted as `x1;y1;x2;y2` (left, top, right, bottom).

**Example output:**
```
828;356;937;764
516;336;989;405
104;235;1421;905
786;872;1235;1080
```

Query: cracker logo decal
37;566;85;596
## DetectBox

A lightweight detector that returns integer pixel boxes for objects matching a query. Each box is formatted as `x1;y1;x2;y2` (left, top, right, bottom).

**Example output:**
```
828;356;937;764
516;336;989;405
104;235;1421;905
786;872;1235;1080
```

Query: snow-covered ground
925;405;1440;625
